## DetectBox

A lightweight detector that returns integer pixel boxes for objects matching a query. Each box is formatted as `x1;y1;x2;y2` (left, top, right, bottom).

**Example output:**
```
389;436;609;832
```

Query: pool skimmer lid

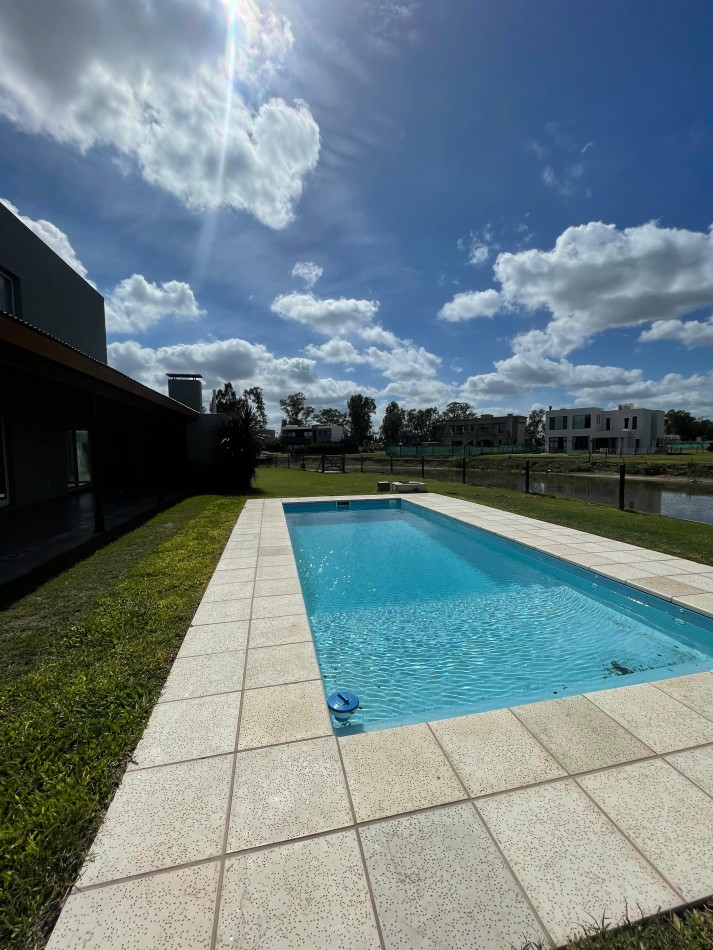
327;690;360;722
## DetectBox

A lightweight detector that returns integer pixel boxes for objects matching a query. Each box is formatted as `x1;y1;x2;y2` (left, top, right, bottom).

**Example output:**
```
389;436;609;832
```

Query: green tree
441;402;477;420
280;392;314;425
242;386;267;428
214;381;239;413
525;408;546;445
214;398;265;489
347;394;377;447
313;408;348;428
380;401;405;444
403;407;441;441
665;409;699;440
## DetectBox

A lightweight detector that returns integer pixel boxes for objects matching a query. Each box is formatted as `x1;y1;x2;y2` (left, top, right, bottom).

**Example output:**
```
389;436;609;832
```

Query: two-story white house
544;405;665;455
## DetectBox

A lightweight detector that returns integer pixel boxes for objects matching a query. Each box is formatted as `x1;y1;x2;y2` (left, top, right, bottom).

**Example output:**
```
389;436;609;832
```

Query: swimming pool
285;499;713;731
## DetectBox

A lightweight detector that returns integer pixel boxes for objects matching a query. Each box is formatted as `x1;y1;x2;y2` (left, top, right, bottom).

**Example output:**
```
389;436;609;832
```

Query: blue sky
2;0;713;428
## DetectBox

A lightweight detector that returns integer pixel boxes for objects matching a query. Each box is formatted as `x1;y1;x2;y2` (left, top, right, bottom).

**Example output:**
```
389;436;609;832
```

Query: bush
213;399;265;489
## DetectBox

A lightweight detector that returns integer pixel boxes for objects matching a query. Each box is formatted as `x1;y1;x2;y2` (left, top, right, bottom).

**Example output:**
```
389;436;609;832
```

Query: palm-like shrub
214;398;265;490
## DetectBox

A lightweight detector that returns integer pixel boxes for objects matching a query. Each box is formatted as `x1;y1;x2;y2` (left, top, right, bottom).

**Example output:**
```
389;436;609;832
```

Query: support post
462;455;466;484
390;456;393;475
525;459;530;494
90;393;105;533
421;456;425;479
342;454;346;473
360;455;364;473
619;463;626;510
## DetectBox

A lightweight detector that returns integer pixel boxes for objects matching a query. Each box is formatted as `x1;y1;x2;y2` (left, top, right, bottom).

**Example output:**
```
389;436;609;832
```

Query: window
605;418;611;431
549;436;566;453
596;414;601;424
632;416;638;430
0;270;15;315
549;416;567;430
0;417;8;506
572;436;589;450
624;417;630;429
572;414;591;429
66;430;92;488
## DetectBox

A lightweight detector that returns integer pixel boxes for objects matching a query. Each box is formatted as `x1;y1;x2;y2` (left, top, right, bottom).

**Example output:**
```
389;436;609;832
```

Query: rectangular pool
285;499;713;731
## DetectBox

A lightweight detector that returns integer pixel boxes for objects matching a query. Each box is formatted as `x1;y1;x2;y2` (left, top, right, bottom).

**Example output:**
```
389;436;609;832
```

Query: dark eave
0;312;198;417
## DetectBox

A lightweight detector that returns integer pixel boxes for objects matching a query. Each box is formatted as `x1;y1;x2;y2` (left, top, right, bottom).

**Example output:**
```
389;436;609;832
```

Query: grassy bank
254;467;713;565
0;495;245;948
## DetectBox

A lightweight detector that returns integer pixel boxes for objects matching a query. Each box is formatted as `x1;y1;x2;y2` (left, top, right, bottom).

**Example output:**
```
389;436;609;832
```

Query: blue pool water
285;499;713;731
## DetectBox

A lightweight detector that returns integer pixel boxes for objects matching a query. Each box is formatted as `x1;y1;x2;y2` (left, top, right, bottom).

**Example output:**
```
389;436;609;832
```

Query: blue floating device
327;690;359;722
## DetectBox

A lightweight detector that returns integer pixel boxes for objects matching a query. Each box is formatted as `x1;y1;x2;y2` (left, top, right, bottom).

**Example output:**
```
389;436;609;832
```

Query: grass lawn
2;471;712;947
0;494;245;948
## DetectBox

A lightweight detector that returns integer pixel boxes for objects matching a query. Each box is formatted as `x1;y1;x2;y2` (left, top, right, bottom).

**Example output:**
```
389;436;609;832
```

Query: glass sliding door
66;429;92;489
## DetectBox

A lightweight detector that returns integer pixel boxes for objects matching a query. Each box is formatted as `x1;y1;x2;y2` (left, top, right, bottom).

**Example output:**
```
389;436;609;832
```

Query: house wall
544;406;665;454
0;202;107;362
442;414;527;446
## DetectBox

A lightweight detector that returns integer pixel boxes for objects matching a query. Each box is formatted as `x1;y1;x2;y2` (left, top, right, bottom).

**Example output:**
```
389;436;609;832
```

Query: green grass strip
0;494;244;948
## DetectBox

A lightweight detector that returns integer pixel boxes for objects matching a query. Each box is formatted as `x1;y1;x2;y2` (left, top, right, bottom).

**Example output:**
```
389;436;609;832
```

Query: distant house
544;405;665;454
280;424;344;448
441;414;527;447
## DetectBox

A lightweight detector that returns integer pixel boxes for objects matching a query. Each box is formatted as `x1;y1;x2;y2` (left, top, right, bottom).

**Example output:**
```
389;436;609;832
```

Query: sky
2;0;713;430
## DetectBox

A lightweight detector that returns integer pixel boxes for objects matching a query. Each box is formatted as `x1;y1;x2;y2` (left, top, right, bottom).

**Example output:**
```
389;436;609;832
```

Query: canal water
433;468;713;526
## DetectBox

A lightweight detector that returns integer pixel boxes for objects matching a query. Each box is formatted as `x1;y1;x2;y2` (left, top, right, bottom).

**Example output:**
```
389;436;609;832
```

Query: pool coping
46;492;713;949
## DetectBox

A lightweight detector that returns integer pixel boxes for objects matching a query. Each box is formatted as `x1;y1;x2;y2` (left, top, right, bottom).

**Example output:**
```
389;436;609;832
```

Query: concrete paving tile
159;651;245;702
250;593;305;620
192;599;252;626
248;614;313;647
565;553;618;568
672;593;713;618
586;683;713;753
512;695;653;773
674;573;713;592
255;564;298;581
253;577;302;598
257;544;294;557
244;642;319;689
177;621;249;658
627;560;690;577
215;556;257;571
217;832;379;949
237;680;331;750
360;803;549;950
47;862;219;950
431;708;565;796
200;581;254;603
129;693;242;769
79;756;232;886
665;745;713;795
205;567;255;586
596;563;658;580
579;758;713;902
257;554;298;567
227;737;352;851
655;673;713;721
624;576;707;599
477;780;677;945
339;723;466;822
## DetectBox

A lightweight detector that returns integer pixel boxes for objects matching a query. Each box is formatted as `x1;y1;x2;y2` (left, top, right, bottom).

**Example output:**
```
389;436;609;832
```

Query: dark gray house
0;202;197;536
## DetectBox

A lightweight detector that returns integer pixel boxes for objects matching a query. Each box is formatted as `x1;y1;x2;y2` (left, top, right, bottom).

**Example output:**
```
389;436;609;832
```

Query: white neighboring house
280;424;344;449
544;405;665;455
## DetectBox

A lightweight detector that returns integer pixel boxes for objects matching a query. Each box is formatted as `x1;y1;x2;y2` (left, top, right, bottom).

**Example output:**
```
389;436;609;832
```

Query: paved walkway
47;494;713;949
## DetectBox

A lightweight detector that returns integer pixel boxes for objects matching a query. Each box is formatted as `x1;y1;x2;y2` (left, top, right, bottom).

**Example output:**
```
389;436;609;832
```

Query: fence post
421;456;425;479
525;459;530;494
287;455;290;469
342;454;346;473
619;463;625;510
361;456;364;473
390;456;394;475
462;455;466;484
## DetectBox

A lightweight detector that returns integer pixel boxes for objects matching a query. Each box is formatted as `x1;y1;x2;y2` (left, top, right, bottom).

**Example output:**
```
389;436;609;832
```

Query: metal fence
385;443;541;457
262;453;713;526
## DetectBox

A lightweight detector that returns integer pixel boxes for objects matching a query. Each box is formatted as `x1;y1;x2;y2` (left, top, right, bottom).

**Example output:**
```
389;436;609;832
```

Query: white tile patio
47;493;713;949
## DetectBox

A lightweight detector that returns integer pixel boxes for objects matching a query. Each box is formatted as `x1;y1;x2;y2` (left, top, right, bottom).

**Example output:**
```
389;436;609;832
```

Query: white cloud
304;339;365;363
1;198;90;279
106;274;205;333
494;221;713;358
0;1;320;229
363;344;440;380
438;289;502;322
271;291;379;335
639;316;713;347
291;261;324;289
